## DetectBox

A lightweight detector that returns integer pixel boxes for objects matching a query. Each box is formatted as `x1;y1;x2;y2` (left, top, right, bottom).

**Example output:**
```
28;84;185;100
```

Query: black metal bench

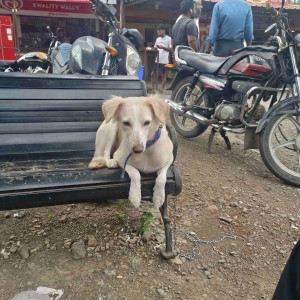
0;72;182;259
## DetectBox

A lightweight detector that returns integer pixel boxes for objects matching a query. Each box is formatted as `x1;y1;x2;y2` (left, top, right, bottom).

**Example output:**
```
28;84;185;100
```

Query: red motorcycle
165;0;300;187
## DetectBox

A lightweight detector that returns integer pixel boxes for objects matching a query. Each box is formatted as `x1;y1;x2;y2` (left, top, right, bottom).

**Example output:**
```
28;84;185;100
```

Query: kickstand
207;126;232;153
208;127;217;153
220;127;232;150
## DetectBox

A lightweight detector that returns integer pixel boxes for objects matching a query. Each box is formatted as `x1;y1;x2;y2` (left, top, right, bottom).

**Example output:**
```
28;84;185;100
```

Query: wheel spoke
273;139;296;151
286;115;300;131
182;117;187;126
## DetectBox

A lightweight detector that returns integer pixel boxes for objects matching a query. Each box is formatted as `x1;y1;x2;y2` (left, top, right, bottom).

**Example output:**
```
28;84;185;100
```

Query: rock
59;215;68;223
157;288;167;297
179;256;187;264
2;252;9;260
71;240;86;259
10;245;18;253
229;202;238;207
218;216;232;223
141;231;152;242
18;211;25;219
4;212;10;218
88;235;98;247
170;256;183;265
49;246;56;251
207;205;218;214
18;245;30;260
204;271;211;276
64;239;73;249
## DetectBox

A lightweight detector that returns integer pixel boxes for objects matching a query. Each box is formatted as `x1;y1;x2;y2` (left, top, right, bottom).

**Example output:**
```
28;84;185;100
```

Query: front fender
256;97;300;134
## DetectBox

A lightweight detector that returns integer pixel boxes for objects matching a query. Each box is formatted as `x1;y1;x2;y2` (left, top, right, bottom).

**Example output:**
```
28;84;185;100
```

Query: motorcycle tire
170;76;212;138
259;113;300;187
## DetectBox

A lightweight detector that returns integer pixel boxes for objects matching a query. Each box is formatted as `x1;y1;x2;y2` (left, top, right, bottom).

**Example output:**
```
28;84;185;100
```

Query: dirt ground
1;124;300;300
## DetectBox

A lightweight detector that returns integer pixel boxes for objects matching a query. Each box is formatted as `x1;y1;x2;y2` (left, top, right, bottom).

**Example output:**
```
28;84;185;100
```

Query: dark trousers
272;240;300;300
213;39;244;57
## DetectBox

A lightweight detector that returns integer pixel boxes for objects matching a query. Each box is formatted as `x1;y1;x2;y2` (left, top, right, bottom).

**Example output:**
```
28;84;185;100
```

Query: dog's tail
88;157;106;170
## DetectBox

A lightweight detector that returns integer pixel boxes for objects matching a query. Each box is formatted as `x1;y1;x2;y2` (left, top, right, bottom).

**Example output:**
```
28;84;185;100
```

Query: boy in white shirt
151;24;172;93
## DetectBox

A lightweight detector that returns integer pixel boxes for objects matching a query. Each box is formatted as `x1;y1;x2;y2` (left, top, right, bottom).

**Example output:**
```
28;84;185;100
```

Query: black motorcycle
50;0;143;76
165;0;300;187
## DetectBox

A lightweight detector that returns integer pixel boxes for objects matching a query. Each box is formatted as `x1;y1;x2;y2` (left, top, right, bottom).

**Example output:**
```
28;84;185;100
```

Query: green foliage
137;212;155;236
48;213;55;218
111;199;129;224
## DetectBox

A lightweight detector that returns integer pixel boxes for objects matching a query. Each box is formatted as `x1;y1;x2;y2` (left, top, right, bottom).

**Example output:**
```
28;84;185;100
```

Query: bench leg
159;196;176;259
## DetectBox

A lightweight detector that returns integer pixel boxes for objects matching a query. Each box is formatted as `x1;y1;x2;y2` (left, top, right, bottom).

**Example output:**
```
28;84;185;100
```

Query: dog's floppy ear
146;96;170;125
102;96;124;122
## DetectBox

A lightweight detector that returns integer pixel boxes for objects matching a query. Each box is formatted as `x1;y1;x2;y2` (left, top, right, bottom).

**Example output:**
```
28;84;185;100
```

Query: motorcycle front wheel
170;76;212;138
259;113;300;187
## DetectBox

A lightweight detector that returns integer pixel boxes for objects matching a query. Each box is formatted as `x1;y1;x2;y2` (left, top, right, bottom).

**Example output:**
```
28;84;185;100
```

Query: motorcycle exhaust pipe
165;99;212;125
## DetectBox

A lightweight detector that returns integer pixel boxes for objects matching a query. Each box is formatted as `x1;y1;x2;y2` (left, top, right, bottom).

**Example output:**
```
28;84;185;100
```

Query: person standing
176;0;203;50
171;0;199;52
205;0;254;57
150;24;172;93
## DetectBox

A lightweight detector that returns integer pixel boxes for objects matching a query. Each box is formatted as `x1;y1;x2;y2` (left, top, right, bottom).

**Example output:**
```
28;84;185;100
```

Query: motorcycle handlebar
266;3;278;17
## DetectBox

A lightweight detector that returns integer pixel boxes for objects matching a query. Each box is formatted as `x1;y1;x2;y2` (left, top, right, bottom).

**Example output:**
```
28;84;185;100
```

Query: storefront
0;0;101;53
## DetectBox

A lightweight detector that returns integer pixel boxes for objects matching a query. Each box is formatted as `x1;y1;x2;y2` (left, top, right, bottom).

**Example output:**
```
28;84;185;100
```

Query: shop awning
0;0;94;18
205;0;300;9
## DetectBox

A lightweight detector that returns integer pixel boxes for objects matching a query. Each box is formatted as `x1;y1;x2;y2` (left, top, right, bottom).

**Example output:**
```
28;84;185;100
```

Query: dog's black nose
133;146;144;153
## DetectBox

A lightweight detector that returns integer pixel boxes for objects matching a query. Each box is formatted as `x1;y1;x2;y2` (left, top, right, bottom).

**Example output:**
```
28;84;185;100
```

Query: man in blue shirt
205;0;254;57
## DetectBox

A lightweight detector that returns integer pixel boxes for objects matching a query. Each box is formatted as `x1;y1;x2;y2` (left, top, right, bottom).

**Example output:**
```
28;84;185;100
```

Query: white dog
88;96;173;209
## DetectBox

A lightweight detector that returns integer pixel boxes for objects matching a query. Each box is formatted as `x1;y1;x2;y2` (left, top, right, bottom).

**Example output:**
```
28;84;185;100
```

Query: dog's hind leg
124;164;141;208
153;164;170;209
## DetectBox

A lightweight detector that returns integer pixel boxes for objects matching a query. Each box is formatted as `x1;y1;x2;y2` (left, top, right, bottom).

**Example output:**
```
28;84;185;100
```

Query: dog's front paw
88;157;106;170
153;188;165;210
129;187;141;209
106;159;119;168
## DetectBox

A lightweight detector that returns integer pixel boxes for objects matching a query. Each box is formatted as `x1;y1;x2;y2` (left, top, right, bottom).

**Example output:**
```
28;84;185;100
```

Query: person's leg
161;73;167;92
160;64;167;92
272;240;300;300
151;64;157;90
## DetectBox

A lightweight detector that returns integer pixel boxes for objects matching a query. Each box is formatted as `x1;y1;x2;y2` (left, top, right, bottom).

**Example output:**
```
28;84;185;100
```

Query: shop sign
0;0;92;14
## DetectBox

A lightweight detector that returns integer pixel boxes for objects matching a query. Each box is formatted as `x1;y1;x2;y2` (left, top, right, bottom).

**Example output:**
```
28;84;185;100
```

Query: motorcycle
50;0;143;76
165;0;300;187
0;27;60;74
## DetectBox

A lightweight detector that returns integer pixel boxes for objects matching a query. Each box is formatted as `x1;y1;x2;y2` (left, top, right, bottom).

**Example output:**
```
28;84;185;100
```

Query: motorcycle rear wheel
170;76;212;138
259;113;300;187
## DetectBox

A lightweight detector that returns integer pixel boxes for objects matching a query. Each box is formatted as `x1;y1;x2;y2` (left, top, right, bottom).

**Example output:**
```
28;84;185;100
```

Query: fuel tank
228;55;273;80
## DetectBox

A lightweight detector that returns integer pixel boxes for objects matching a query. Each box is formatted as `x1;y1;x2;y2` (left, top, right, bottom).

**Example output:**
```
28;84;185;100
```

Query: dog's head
102;95;170;153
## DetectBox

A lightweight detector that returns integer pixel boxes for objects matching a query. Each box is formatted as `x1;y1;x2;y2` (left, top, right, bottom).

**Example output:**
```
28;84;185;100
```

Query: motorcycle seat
179;50;228;74
0;60;17;68
233;45;277;55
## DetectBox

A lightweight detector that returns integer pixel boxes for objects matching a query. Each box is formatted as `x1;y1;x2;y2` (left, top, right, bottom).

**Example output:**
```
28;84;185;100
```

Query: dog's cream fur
88;96;173;209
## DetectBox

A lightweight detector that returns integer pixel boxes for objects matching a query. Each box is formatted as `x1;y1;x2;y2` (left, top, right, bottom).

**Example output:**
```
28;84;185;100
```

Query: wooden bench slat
0;143;94;155
0;166;175;192
0;132;95;146
0;89;145;100
0;100;104;111
0;150;95;162
0;122;101;134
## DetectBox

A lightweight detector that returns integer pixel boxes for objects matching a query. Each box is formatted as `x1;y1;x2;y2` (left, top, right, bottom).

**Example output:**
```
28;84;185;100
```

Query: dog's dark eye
123;121;130;127
144;121;151;126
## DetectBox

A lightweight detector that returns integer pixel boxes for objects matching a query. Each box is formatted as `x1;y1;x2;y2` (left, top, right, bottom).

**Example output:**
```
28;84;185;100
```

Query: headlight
126;44;142;76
